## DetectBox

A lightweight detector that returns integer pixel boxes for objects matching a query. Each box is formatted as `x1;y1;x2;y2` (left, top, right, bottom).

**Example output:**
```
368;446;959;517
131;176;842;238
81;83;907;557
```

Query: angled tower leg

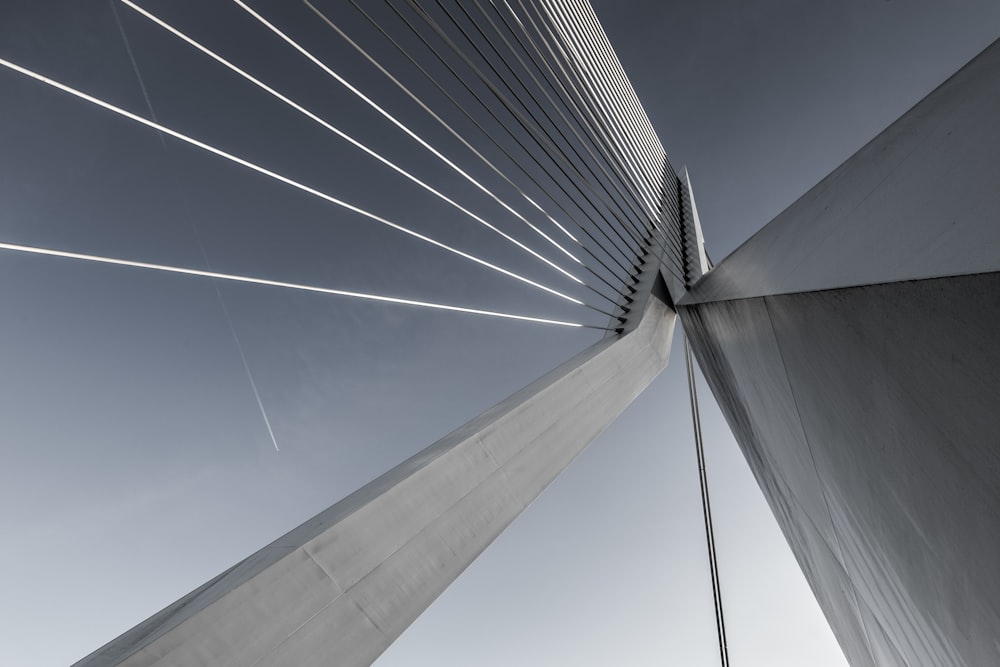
72;259;677;667
680;37;1000;667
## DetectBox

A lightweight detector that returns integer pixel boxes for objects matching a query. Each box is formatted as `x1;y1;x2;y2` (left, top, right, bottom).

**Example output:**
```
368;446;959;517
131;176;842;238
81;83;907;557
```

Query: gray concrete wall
680;36;1000;667
73;265;676;667
682;273;1000;666
684;37;1000;305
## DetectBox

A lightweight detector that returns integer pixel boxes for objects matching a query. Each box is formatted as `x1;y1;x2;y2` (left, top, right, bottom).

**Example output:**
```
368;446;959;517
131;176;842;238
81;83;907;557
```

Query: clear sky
1;1;998;666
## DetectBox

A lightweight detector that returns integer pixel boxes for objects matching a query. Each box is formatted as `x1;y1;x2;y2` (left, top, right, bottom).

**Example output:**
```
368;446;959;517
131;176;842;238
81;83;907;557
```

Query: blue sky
1;1;999;665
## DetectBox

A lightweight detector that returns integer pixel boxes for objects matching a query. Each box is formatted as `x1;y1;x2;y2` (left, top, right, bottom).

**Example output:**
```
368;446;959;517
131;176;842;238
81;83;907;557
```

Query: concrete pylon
73;253;677;666
680;37;1000;667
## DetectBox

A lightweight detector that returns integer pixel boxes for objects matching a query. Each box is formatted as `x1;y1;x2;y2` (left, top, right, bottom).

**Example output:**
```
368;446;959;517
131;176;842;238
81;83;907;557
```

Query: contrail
0;55;583;306
112;1;280;452
0;241;591;328
211;281;281;452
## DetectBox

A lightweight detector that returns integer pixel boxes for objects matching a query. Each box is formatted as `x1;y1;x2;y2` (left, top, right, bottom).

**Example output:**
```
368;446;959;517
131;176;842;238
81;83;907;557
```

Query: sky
1;1;999;666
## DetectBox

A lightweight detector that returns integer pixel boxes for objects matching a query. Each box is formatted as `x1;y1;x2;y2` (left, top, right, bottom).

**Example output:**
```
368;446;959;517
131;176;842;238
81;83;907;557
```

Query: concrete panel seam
760;295;881;665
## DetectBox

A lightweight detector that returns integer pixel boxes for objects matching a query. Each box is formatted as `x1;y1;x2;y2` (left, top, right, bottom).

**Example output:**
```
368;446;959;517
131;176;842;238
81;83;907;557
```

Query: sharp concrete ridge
60;4;1000;666
680;37;1000;667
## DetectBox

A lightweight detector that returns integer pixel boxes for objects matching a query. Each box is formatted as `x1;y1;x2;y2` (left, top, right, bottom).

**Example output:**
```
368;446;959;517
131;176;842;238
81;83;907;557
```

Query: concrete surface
683;37;1000;305
680;36;1000;667
683;272;1000;666
72;261;676;667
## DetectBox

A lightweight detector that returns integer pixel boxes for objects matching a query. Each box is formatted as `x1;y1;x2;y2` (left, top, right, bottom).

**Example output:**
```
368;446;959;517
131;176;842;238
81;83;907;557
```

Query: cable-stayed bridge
2;2;702;663
2;2;999;666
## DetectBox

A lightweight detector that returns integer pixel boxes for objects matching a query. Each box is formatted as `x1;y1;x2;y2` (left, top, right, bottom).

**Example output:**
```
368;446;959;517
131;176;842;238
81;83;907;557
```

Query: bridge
2;2;999;666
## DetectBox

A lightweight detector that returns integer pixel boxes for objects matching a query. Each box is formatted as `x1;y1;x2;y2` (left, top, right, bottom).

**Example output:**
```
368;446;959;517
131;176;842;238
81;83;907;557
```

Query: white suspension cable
402;0;644;269
541;0;665;205
473;0;660;245
112;0;281;453
230;0;586;279
0;241;593;328
455;0;654;253
322;0;640;300
569;0;668;167
557;0;667;170
302;0;584;253
0;55;583;305
527;0;662;219
559;14;671;235
503;0;666;237
334;0;640;287
521;0;686;266
121;0;582;287
566;0;675;225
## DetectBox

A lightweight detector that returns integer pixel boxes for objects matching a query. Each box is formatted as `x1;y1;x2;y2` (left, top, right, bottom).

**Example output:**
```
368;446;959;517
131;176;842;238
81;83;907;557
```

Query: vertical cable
684;334;731;667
